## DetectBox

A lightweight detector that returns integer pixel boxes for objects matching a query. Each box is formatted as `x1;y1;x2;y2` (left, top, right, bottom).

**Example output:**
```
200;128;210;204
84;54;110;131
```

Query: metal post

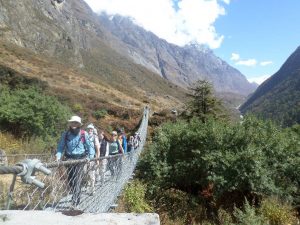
6;174;17;210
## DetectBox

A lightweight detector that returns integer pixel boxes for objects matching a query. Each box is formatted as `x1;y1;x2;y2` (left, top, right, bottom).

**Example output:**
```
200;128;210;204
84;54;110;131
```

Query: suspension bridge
0;107;149;213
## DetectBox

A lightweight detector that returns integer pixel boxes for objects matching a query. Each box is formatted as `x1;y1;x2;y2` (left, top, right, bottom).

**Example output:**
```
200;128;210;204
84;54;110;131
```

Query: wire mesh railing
0;107;149;212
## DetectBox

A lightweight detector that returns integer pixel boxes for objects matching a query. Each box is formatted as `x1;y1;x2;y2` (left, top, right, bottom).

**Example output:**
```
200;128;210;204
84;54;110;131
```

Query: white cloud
222;0;231;4
230;53;257;66
260;61;273;66
84;0;228;49
236;59;257;66
247;74;271;84
230;53;240;61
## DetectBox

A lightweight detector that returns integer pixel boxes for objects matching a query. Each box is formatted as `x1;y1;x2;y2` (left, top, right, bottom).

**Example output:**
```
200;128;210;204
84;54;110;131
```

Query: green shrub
93;109;108;120
138;116;300;205
233;200;266;225
151;187;207;224
123;180;152;213
106;125;113;133
0;86;71;140
72;103;84;114
218;208;233;225
260;197;298;225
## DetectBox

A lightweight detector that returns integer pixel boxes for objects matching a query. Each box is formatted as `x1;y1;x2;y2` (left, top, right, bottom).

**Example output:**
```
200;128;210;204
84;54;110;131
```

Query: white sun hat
87;124;95;129
68;115;82;125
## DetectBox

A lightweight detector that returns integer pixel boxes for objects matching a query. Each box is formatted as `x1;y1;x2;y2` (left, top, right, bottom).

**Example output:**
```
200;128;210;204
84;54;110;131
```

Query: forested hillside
240;46;300;126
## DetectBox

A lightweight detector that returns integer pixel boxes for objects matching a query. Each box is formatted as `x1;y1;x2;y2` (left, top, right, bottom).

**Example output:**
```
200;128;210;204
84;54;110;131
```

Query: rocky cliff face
98;14;257;96
0;0;111;67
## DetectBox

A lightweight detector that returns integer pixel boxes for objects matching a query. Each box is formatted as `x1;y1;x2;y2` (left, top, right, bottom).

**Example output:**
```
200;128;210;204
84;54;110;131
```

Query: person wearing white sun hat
86;123;100;195
56;115;94;206
56;115;94;160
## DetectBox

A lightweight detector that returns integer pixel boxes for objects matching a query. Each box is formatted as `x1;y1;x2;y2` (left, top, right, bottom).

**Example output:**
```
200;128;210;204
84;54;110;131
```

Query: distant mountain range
240;46;300;126
0;0;256;114
98;13;257;96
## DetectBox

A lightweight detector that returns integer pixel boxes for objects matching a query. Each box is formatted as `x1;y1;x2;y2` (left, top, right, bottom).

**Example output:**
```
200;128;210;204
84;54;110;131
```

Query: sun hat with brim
68;116;82;125
87;124;95;129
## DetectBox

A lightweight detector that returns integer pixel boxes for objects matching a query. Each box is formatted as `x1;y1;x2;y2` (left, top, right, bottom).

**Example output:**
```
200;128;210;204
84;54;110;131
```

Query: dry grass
0;174;16;209
0;39;187;139
0;132;49;155
0;40;186;113
0;133;22;154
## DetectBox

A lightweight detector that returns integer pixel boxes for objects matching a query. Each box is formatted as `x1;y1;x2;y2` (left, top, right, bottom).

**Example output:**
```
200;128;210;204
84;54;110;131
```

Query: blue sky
213;0;300;84
84;0;300;84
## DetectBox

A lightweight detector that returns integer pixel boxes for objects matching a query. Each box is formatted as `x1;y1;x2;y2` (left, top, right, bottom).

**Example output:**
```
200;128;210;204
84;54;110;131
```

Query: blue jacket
56;130;95;160
122;134;127;153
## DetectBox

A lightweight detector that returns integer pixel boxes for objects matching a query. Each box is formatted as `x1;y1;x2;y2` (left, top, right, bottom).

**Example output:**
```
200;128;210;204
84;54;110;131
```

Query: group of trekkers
55;115;141;206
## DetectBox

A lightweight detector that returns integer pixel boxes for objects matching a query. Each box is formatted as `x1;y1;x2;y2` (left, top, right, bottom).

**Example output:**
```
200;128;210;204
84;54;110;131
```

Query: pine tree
187;80;223;122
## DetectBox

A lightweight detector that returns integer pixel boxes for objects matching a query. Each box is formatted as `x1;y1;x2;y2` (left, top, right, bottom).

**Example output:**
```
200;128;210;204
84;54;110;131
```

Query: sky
84;0;300;84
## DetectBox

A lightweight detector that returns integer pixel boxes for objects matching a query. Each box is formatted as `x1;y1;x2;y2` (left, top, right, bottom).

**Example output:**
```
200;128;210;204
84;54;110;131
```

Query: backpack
65;129;86;143
109;141;119;155
64;130;86;153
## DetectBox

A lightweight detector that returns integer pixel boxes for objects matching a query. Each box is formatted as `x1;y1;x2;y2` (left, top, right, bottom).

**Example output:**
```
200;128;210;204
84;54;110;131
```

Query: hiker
133;132;141;149
56;115;94;206
97;130;110;185
127;136;134;153
86;123;100;195
108;131;124;177
117;128;127;153
99;130;109;158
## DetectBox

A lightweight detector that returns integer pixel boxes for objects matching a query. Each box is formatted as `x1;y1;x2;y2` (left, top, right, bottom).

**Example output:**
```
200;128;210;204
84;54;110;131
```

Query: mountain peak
184;42;212;54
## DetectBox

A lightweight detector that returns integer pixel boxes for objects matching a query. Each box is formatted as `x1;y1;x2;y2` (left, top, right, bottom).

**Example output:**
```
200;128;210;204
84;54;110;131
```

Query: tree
187;80;223;122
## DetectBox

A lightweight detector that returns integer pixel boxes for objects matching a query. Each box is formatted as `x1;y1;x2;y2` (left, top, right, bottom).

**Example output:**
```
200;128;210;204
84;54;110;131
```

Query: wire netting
0;108;149;212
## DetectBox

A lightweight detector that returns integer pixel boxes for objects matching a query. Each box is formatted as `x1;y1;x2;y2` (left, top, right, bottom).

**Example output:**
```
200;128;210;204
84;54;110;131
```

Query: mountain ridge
0;0;187;112
98;13;257;96
240;46;300;126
